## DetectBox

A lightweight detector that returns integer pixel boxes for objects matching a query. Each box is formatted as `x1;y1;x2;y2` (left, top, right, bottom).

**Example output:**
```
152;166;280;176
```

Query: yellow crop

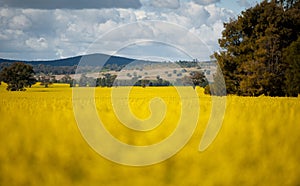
0;83;299;185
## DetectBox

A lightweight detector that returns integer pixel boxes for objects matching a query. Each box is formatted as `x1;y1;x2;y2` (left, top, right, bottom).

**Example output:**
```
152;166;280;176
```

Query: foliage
117;71;207;88
60;74;74;87
214;0;300;96
37;74;56;88
189;71;208;88
205;66;227;96
175;61;199;68
113;76;171;87
0;62;36;91
284;36;300;96
96;73;117;87
34;64;76;75
78;74;88;87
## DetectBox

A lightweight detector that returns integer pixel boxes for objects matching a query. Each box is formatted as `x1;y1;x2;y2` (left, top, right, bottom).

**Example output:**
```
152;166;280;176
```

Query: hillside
0;53;143;67
0;53;155;74
0;54;217;76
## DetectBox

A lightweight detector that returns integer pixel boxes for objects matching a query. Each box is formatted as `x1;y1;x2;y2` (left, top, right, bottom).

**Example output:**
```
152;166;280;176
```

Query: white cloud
25;37;48;50
205;4;235;24
149;0;180;9
0;8;14;17
8;15;32;29
179;2;210;27
0;0;142;9
0;0;236;60
192;0;220;6
94;20;119;35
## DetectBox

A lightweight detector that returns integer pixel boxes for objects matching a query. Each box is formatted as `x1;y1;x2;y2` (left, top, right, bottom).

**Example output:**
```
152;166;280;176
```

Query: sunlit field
0;83;299;186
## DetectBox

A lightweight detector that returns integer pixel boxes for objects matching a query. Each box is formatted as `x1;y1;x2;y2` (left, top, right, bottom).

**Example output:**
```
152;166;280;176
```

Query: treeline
214;0;300;97
0;62;77;75
73;74;171;87
0;63;124;75
34;64;76;74
0;61;209;91
70;72;208;88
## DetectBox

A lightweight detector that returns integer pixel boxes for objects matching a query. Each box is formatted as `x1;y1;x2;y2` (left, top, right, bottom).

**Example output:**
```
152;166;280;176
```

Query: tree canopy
0;62;36;91
214;0;300;96
284;36;300;96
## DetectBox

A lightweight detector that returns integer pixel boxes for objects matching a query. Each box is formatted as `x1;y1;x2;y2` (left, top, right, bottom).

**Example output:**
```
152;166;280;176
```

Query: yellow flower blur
0;83;299;185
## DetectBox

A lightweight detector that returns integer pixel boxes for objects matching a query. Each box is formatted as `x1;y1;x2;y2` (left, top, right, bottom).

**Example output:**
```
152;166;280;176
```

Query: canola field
0;83;300;186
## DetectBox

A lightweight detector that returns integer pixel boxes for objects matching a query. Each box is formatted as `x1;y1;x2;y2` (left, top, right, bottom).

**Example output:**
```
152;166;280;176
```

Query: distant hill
0;53;141;67
0;53;156;74
0;54;216;76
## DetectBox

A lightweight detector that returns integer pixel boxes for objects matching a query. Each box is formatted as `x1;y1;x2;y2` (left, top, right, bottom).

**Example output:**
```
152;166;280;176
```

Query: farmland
0;83;300;186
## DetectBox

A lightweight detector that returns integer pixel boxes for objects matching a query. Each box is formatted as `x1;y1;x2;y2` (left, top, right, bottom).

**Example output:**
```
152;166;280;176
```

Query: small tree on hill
38;74;56;88
190;71;208;89
78;74;88;87
0;62;36;91
60;74;74;87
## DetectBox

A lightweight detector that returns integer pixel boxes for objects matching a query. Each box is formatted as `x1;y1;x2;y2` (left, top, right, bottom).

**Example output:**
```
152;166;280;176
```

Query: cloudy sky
0;0;261;61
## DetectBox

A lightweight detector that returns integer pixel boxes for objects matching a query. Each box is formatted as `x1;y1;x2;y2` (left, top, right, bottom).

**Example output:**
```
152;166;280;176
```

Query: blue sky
218;0;259;13
0;0;261;61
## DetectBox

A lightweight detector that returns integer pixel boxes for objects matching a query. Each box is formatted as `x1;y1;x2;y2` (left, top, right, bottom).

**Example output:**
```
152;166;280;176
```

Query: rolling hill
0;53;142;67
0;54;216;78
0;53;157;74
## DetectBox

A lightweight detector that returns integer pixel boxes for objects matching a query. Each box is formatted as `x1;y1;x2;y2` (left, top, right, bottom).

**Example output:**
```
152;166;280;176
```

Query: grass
0;83;299;185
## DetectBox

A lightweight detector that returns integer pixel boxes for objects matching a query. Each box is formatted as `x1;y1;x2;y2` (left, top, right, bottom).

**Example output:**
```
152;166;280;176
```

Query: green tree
0;62;36;91
140;79;150;88
204;65;227;96
60;74;74;87
104;73;117;87
181;75;193;86
39;74;56;88
284;36;300;96
190;71;208;89
214;0;300;96
78;74;88;87
96;77;106;87
95;73;117;87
